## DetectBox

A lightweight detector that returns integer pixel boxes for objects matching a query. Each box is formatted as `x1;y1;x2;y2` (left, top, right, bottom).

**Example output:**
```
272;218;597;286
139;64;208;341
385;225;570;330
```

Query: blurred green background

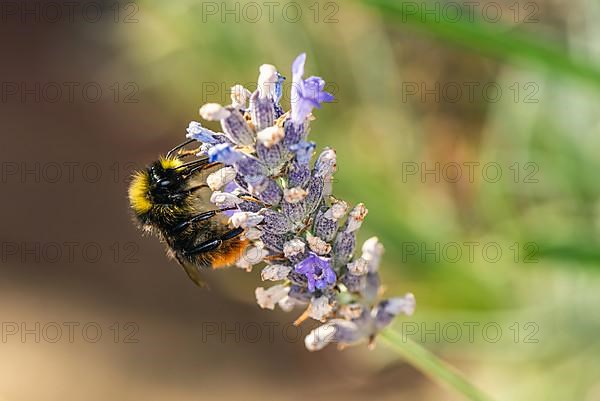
2;0;600;400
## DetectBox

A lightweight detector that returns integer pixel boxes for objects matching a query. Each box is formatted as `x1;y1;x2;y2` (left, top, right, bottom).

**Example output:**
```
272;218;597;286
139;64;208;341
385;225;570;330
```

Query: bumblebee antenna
166;139;195;159
175;157;210;171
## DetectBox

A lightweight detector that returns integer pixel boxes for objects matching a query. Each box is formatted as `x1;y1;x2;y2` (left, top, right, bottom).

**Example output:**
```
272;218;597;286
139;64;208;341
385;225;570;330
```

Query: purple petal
256;141;288;169
289;141;315;165
253;177;283;206
290;57;334;124
306;277;316;292
261;233;288;253
237;199;262;213
292;53;306;79
289;284;311;302
186;121;220;144
235;157;266;185
281;199;306;223
295;259;312;274
304;176;324;214
283;119;306;148
221;107;254;145
314;209;340;242
274;73;285;104
333;231;356;266
208;143;243;164
250;90;276;131
288;161;311;188
325;267;337;284
342;273;366;293
294;253;336;293
260;209;293;234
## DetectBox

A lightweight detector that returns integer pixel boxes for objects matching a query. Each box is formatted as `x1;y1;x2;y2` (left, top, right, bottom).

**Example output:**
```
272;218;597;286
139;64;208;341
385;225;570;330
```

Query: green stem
380;329;497;401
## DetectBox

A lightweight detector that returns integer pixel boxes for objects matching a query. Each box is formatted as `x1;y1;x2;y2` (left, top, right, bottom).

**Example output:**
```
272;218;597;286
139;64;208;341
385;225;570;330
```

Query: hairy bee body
128;156;247;286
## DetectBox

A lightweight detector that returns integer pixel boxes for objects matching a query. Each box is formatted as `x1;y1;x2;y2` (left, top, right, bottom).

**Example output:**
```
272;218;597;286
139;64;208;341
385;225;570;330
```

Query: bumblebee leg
182;227;245;257
169;184;209;200
219;226;244;241
171;207;236;234
182;239;223;257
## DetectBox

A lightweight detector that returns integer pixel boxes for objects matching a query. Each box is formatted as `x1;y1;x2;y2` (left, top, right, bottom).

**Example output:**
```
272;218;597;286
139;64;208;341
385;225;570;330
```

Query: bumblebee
128;140;248;287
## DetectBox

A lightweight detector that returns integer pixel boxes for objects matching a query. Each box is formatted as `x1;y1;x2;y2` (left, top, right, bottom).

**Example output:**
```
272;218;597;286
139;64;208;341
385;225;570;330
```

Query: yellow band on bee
159;157;184;169
128;171;152;214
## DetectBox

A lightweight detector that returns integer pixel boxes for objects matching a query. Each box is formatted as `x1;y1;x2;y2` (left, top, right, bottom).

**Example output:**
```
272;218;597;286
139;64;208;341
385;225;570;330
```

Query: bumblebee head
128;157;185;216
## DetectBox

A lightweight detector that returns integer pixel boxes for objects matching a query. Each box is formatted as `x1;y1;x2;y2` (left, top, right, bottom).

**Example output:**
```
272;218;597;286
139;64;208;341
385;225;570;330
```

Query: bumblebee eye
157;179;171;187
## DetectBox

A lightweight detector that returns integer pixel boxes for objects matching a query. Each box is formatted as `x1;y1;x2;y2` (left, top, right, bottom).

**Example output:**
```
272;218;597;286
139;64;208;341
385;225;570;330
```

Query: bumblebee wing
174;253;209;289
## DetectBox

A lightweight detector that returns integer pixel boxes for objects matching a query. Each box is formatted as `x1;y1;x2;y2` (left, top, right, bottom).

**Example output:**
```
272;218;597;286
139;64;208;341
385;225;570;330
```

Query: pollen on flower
229;212;264;228
256;284;289;310
199;103;231;121
210;191;243;208
345;203;369;233
283;187;308;203
261;264;292;281
231;84;252;109
347;257;368;276
283;238;306;258
306;232;332;255
256;126;284;147
326;199;348;220
206;167;237;191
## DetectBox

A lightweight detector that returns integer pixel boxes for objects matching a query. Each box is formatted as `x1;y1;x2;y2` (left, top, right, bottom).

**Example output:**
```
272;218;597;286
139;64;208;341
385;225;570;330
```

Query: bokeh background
1;0;600;400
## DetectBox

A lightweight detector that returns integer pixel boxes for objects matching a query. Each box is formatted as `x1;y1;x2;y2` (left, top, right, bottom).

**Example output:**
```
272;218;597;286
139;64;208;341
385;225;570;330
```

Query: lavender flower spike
184;53;413;351
290;53;335;124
